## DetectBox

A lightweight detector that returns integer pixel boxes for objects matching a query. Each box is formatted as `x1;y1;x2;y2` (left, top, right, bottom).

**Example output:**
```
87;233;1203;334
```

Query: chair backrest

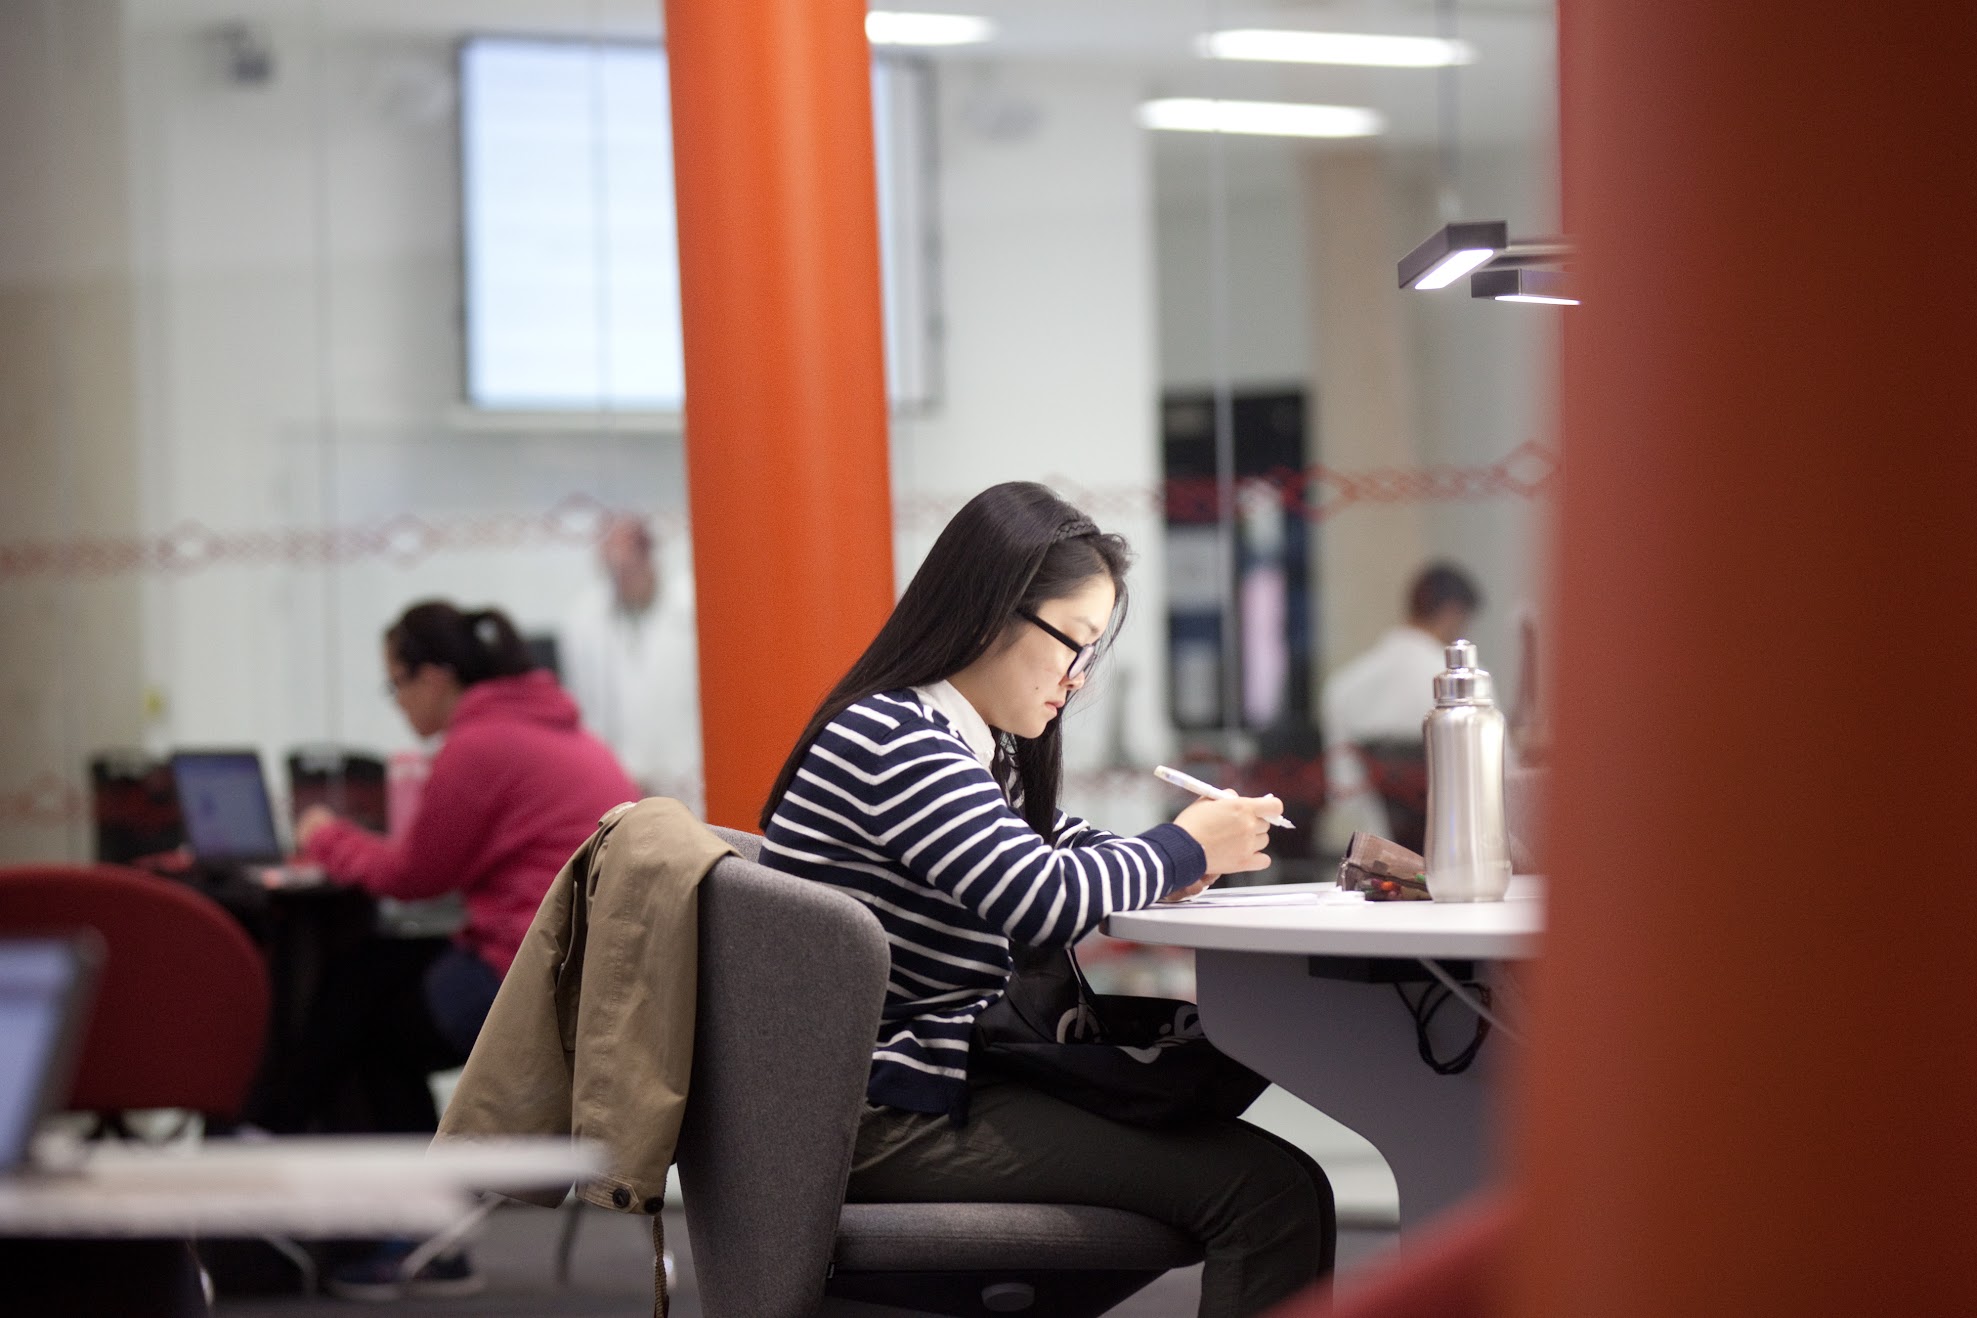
87;751;184;865
0;864;270;1119
286;747;388;835
674;845;890;1318
705;824;762;863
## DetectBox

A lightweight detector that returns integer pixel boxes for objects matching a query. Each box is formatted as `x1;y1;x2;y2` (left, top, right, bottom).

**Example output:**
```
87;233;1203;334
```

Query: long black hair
760;482;1131;837
386;600;535;688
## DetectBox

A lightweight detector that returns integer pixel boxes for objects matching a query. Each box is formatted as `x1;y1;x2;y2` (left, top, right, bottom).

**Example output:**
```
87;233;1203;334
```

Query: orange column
663;0;894;829
1517;4;1977;1315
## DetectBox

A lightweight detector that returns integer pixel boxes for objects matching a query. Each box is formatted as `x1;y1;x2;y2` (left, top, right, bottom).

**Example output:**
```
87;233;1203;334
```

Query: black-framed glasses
1017;609;1098;681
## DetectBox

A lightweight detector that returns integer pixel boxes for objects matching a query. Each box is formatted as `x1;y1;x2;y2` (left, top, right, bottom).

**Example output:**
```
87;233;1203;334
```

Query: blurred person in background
560;513;704;810
271;600;636;1298
1319;562;1482;853
278;600;636;1133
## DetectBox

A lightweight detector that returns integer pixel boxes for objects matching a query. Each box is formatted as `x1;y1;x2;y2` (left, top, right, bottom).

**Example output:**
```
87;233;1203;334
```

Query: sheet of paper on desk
1180;889;1332;908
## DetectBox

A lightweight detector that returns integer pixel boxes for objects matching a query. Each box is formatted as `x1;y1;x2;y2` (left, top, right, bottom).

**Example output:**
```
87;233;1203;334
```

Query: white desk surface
0;1135;602;1239
1104;878;1544;961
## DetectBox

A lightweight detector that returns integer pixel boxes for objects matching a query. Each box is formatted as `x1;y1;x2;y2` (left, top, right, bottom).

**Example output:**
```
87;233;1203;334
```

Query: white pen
1153;765;1296;829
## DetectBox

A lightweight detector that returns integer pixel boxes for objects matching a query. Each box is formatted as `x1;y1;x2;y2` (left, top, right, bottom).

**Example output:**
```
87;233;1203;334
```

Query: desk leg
1195;949;1503;1229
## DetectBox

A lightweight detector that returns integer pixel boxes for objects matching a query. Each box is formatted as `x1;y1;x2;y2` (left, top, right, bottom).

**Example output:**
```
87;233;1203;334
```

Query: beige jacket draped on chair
438;796;732;1212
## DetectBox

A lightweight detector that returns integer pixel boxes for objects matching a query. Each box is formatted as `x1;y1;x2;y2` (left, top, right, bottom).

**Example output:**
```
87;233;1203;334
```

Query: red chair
0;863;269;1123
1264;1189;1513;1318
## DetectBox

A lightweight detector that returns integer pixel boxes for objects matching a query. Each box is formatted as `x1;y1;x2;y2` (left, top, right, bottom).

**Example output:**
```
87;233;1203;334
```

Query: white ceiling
129;0;1557;148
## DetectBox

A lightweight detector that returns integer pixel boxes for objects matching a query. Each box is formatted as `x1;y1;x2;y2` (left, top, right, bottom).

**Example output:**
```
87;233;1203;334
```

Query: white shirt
911;679;995;769
1319;625;1449;843
559;574;702;810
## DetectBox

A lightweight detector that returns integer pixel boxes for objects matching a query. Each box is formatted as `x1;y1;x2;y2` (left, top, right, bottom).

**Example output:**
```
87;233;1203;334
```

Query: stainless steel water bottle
1422;640;1512;902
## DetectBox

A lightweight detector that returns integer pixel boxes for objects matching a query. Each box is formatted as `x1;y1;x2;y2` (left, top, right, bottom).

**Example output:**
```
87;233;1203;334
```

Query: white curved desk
1104;879;1543;1228
1105;878;1542;962
0;1135;604;1314
0;1135;603;1238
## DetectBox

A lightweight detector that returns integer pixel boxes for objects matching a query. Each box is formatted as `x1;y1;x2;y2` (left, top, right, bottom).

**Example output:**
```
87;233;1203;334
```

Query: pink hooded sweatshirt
303;670;639;975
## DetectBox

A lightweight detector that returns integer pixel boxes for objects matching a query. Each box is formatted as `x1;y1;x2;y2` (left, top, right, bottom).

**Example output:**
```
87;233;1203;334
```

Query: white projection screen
460;36;934;413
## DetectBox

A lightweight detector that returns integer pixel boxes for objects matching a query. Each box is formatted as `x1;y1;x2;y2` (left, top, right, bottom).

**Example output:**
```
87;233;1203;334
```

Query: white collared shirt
910;679;995;769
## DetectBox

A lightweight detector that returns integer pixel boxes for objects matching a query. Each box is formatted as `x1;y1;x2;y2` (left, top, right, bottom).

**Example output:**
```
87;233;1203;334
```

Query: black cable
1393;975;1492;1075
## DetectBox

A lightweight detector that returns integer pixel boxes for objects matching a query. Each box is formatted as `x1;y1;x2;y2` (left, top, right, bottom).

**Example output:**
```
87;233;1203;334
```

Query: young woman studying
760;482;1335;1317
274;601;637;1138
261;601;638;1297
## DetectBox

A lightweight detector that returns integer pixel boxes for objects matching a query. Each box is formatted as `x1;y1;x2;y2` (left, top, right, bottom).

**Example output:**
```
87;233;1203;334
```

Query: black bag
969;944;1269;1127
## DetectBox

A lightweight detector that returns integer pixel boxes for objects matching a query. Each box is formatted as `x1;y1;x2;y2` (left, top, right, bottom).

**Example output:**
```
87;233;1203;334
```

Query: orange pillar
663;0;894;829
1517;4;1977;1315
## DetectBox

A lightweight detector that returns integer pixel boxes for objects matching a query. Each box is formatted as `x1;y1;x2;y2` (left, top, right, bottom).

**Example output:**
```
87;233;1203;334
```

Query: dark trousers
252;937;499;1134
848;1080;1336;1318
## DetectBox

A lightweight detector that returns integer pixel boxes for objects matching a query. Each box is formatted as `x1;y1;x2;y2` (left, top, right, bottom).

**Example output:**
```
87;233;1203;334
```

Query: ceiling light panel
1200;30;1476;69
1139;98;1384;139
1470;268;1580;305
866;12;994;47
1397;221;1510;289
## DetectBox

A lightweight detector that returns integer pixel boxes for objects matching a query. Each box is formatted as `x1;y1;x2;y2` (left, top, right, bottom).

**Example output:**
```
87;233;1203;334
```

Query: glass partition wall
2;1;1558;894
1137;0;1561;872
4;0;692;867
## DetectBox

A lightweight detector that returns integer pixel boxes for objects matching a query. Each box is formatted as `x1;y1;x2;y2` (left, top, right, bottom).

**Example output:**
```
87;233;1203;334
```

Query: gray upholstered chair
678;827;1200;1317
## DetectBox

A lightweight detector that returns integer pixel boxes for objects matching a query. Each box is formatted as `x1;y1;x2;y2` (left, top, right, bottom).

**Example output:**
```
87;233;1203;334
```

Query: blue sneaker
325;1239;482;1302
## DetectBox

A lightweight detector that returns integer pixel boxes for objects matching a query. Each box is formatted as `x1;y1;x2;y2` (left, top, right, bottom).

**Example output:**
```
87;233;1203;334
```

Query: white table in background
0;1135;602;1238
1105;878;1542;1228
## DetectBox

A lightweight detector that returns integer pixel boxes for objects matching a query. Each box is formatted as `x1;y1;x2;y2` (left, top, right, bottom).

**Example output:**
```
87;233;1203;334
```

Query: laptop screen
171;751;284;865
0;938;99;1174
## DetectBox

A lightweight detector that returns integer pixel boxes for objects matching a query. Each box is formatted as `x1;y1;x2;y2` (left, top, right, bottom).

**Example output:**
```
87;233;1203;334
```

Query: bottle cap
1434;639;1496;706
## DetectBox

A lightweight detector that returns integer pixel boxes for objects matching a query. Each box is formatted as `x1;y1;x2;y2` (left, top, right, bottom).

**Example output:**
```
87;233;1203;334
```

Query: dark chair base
827;1266;1166;1318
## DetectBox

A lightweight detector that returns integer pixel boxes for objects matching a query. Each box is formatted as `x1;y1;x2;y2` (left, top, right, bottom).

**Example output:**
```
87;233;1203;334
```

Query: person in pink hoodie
261;600;638;1144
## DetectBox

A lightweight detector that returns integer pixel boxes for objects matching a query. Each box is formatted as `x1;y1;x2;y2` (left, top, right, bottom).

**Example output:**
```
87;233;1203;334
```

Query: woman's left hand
1160;873;1219;903
295;804;338;848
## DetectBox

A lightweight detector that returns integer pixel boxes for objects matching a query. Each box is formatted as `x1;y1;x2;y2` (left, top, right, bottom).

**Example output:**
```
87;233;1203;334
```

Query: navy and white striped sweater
761;688;1208;1117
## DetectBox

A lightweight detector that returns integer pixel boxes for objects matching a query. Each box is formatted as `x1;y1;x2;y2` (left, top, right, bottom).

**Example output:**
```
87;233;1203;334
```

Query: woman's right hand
1173;794;1280;877
296;804;338;849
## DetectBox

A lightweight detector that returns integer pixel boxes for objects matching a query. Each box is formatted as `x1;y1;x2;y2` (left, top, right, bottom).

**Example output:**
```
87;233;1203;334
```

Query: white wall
1151;132;1558;725
890;59;1171;833
0;4;1558;858
121;18;688;804
1395;140;1561;705
0;0;146;861
1153;138;1311;393
114;26;1173;834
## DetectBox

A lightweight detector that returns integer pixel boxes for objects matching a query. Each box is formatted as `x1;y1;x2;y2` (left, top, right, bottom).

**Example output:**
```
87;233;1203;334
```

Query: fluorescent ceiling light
1201;30;1475;69
1139;98;1384;139
1414;248;1494;290
1398;221;1509;289
1471;268;1580;305
866;12;993;46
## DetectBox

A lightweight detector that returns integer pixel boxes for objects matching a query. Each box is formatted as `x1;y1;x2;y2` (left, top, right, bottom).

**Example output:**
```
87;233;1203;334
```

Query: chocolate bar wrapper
1337;831;1433;901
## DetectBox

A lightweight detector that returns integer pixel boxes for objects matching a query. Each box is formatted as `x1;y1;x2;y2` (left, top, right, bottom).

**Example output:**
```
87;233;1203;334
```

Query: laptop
168;750;325;889
0;936;101;1176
